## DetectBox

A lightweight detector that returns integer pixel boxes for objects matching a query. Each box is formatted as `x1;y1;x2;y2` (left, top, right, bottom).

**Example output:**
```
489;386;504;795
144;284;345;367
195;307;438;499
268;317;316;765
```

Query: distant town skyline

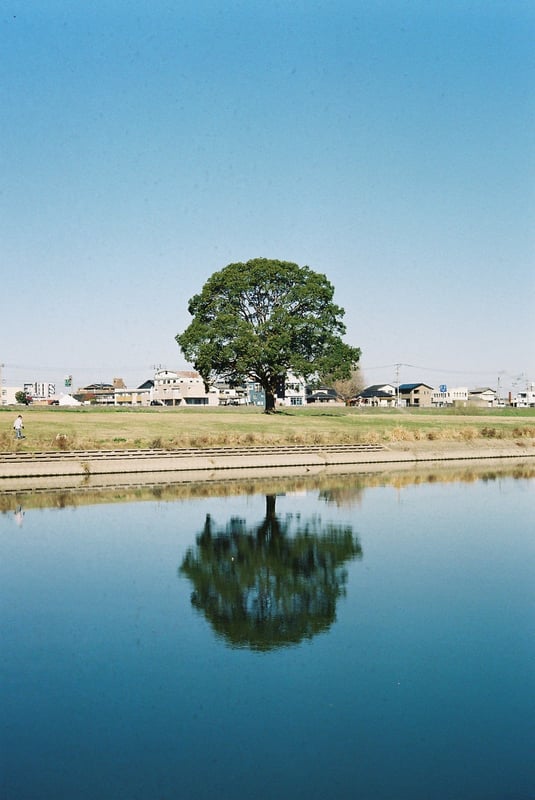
1;359;531;401
2;3;533;396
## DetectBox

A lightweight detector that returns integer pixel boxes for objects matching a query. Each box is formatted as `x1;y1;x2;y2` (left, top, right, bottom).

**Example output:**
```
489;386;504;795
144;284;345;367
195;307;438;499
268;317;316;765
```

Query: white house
1;386;22;406
215;381;249;405
152;369;219;406
468;387;498;408
353;384;397;407
243;373;308;407
511;382;535;408
114;384;153;407
280;374;308;407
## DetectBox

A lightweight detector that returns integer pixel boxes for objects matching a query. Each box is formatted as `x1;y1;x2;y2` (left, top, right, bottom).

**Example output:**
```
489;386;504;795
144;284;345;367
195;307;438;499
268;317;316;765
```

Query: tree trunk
264;387;276;413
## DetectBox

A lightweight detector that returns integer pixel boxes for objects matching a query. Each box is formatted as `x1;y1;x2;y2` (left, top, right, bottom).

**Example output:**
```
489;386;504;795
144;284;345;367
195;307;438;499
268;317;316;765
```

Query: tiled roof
399;383;434;391
359;388;395;399
361;384;395;394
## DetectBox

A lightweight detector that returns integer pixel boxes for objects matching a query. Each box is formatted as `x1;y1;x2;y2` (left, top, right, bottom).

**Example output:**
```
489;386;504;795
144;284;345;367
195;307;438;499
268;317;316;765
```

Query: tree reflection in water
180;494;362;650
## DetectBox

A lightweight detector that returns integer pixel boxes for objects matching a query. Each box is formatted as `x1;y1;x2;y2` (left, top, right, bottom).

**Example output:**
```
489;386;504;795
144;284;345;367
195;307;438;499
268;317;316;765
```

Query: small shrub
480;427;503;439
458;427;477;441
363;431;381;444
390;427;415;442
55;434;69;450
512;426;535;438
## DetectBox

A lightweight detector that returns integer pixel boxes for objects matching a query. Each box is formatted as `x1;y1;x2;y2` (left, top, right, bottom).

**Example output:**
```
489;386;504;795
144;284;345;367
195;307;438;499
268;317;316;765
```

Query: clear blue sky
2;1;533;394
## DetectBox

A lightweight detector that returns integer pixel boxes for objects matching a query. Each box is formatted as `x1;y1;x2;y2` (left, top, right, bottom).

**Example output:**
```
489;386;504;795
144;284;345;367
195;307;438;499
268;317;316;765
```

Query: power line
3;363;153;371
363;362;516;377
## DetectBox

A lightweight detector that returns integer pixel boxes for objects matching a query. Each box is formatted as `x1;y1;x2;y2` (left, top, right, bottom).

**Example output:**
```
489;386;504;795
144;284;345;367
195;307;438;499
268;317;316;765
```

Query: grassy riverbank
1;404;534;452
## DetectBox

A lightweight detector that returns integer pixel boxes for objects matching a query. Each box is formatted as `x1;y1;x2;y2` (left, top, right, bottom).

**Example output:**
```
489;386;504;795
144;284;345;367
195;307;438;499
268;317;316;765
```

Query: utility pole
0;362;4;406
394;363;401;407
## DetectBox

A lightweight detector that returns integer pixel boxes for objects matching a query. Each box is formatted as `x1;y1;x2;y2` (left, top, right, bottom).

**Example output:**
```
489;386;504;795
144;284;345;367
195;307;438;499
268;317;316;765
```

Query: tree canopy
176;258;361;411
15;390;31;405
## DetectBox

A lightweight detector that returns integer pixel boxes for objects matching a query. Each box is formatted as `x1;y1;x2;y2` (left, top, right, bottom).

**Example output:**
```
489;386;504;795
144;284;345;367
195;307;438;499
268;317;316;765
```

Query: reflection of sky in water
1;475;534;800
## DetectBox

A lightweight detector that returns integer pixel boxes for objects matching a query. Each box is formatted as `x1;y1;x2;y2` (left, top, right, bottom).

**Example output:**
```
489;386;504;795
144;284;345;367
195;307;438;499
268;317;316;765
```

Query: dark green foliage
179;495;362;650
176;258;361;411
14;391;31;405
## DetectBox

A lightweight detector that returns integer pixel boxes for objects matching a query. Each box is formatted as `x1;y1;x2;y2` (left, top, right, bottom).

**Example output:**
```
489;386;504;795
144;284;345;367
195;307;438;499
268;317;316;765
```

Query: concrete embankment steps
1;441;533;483
0;444;388;480
0;443;383;463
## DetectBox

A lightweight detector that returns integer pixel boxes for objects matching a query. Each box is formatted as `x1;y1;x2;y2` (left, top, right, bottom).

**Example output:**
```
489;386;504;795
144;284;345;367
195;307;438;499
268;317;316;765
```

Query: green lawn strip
0;405;534;453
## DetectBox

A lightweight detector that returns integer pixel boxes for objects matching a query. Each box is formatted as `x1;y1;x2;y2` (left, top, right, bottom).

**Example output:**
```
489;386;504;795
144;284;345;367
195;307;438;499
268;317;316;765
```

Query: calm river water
1;466;534;799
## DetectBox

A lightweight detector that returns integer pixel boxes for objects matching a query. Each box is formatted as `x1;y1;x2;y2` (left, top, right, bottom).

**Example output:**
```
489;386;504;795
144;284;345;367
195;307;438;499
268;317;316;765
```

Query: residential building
1;386;23;406
281;375;308;406
152;369;219;406
75;383;116;404
114;382;154;407
399;383;434;408
351;384;397;407
510;382;535;407
215;381;249;405
243;373;308;407
246;380;265;407
306;387;344;405
468;387;498;408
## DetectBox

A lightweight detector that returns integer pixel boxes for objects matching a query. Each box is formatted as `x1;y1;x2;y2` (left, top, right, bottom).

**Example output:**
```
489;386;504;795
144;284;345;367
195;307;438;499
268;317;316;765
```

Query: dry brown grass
512;425;535;438
389;426;420;442
1;405;534;453
456;426;478;441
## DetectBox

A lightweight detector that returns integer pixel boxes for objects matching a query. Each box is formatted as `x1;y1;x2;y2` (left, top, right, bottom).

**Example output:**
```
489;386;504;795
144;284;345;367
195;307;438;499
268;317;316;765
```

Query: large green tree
176;258;361;412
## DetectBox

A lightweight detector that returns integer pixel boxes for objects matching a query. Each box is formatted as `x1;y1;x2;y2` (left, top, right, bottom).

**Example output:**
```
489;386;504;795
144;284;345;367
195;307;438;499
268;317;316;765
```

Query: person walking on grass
13;414;24;439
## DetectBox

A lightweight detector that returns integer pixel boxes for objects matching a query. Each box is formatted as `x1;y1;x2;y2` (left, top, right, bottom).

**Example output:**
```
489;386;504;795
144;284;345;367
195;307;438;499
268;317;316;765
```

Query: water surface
1;469;534;799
